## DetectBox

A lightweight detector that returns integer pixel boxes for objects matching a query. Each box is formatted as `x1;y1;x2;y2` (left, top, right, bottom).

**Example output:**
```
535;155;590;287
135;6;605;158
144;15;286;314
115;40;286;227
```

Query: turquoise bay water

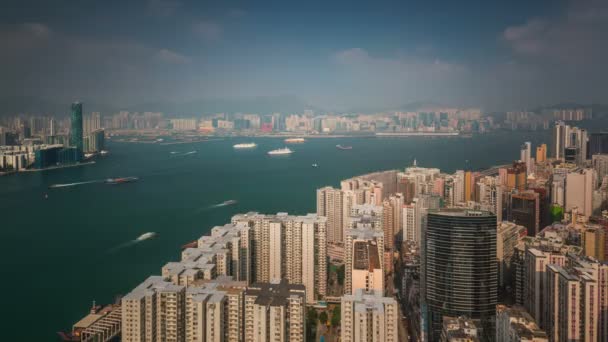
0;132;549;340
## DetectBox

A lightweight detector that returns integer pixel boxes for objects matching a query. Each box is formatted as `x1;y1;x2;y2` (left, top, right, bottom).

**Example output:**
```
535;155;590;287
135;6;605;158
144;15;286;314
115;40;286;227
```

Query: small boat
100;150;109;156
105;177;138;185
233;143;257;149
284;138;305;144
312;163;319;168
136;232;157;241
336;144;352;150
268;147;294;155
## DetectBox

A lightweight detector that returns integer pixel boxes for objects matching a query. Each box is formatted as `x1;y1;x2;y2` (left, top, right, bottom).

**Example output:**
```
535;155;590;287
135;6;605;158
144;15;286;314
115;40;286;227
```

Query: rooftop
245;279;305;307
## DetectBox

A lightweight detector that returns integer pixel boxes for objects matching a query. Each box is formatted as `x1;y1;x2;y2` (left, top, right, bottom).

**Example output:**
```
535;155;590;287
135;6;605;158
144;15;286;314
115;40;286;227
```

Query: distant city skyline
1;0;607;113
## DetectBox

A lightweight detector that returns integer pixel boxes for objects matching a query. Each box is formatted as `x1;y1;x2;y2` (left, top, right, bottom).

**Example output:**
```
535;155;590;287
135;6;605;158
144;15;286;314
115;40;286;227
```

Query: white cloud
503;0;608;64
193;20;222;41
155;48;192;64
332;48;466;78
330;48;470;108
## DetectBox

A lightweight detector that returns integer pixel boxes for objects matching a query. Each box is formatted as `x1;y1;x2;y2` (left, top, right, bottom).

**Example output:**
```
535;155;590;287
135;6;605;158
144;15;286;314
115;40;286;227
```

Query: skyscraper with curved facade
422;209;497;342
69;102;83;161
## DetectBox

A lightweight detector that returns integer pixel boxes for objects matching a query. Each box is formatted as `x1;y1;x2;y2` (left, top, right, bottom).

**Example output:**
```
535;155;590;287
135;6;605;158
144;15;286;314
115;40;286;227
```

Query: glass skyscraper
422;209;497;341
69;102;83;161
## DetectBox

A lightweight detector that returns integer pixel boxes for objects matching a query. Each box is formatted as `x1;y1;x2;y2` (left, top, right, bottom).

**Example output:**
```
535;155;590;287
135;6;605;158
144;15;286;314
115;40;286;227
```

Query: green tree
331;306;341;327
337;265;345;286
306;308;318;342
307;308;318;322
319;311;328;325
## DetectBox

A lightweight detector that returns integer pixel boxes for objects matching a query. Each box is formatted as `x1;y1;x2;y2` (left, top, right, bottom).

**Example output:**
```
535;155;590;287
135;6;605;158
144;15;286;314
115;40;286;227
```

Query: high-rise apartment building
506;162;527;192
184;277;247;342
464;170;473;202
347;204;383;231
402;194;441;243
422;209;497;341
509;191;541;236
496;305;547;342
553;121;589;163
169;118;198;131
589;132;608;157
231;212;327;303
317;186;344;243
521;141;533;174
476;176;504;221
382;194;403;250
341;289;399;342
536;143;547;163
565;168;596;217
524;248;567;329
402;201;418;243
122;276;186;342
543;259;607;342
83;112;101;135
497;222;527;290
69;102;83;161
244;280;306;342
592;154;608;183
582;226;606;261
345;226;384;295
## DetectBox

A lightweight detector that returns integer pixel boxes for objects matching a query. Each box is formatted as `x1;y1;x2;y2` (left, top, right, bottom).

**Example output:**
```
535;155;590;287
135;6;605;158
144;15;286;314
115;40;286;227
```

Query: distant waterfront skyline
1;0;607;112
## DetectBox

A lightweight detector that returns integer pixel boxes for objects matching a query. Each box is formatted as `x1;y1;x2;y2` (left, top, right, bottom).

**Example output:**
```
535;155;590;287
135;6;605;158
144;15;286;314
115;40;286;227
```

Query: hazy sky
1;0;606;112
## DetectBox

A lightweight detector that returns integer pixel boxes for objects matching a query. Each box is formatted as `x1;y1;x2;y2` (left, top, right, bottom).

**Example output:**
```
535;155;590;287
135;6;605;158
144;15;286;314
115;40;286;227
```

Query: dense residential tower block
496;305;547;342
344;226;384;295
231;212;327;303
122;276;186;342
316;186;344;243
340;289;399;342
244;280;306;342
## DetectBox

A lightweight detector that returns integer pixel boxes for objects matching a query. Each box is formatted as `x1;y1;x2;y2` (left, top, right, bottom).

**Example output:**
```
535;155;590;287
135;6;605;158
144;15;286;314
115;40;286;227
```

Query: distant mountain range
0;95;321;118
0;95;606;118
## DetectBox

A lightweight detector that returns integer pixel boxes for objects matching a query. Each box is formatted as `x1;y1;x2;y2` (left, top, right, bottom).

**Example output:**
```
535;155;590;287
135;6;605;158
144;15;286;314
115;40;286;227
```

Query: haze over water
0;132;549;340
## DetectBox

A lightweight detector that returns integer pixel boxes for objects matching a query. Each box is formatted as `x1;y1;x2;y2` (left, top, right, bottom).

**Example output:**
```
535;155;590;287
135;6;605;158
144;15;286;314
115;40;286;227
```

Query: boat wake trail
171;150;198;156
194;200;238;213
108;232;157;253
48;180;104;189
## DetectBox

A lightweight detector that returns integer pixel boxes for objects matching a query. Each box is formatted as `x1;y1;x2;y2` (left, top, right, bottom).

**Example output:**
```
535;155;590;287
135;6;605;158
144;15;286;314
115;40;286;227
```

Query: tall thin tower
70;102;83;161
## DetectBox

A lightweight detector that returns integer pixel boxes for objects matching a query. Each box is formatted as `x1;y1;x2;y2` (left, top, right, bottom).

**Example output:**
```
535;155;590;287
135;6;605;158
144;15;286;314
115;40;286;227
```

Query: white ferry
233;143;257;149
268;147;294;155
284;138;305;144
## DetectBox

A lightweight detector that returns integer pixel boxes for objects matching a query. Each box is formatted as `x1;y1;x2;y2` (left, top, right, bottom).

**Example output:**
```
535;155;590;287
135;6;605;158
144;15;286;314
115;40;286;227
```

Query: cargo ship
105;177;138;185
284;138;305;144
233;142;257;149
336;144;352;150
268;147;294;155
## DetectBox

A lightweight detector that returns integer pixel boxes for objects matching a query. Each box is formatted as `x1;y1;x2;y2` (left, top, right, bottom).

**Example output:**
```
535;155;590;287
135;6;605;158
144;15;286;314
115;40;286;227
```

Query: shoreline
20;161;96;173
111;138;224;145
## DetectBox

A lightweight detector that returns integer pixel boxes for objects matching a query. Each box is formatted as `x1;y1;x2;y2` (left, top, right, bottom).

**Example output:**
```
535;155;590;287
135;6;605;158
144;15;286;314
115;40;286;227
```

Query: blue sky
1;0;606;112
